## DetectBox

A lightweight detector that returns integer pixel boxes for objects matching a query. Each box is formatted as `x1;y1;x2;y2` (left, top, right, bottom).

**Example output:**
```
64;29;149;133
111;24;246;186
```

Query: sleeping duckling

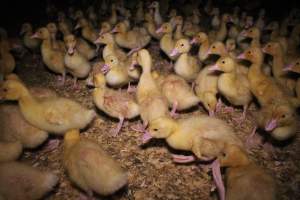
94;32;127;61
226;163;276;200
194;65;218;116
32;27;66;85
64;34;91;88
144;115;247;200
210;56;252;122
156;73;200;117
170;38;201;81
0;141;22;162
63;129;128;197
92;73;139;136
157;22;178;61
112;21;151;55
136;49;169;127
0;79;96;134
46;23;65;52
0;161;58;200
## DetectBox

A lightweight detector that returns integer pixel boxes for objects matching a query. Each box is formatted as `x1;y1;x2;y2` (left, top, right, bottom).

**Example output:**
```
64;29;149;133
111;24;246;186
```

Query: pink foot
211;159;225;200
170;101;179;118
44;139;60;152
172;154;196;163
111;117;124;137
131;122;147;133
215;99;223;113
245;126;259;149
127;82;137;93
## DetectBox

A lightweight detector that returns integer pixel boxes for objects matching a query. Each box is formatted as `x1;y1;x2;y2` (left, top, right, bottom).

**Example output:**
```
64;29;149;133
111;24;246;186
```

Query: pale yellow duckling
143;115;247;200
209;56;252;121
63;129;128;197
0;40;15;79
94;32;127;61
149;1;163;26
64;34;91;88
92;73;139;136
191;32;211;62
170;38;201;81
157;73;200;116
108;4;118;26
20;23;41;53
0;161;58;200
75;18;98;44
284;58;300;99
183;21;201;38
0;79;96;134
32;27;66;84
99;21;112;35
0;141;22;162
174;16;185;40
157;22;178;61
144;12;163;40
194;65;218;116
112;21;151;55
136;49;169;126
240;27;261;48
46;22;65;52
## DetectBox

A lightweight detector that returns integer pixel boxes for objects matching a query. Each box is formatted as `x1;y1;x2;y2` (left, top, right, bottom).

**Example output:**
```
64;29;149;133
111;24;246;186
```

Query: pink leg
57;73;66;86
111;116;124;137
209;109;215;117
211;159;225;200
245;126;258;149
73;77;81;90
172;154;196;163
131;121;148;133
166;61;173;71
127;47;142;56
127;82;137;93
215;98;223;113
170;101;179;118
43;139;60;152
233;105;248;125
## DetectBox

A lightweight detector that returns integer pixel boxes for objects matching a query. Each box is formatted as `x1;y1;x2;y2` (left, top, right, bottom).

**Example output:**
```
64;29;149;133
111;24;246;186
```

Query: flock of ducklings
0;0;300;199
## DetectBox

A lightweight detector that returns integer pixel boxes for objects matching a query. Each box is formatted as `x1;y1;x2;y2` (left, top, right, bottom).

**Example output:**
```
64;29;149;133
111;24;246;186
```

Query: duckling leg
57;72;66;86
72;77;80;90
127;82;137;93
245;126;259;149
171;154;196;163
211;159;225;200
112;116;124;137
233;104;248;125
170;101;179;118
127;47;142;56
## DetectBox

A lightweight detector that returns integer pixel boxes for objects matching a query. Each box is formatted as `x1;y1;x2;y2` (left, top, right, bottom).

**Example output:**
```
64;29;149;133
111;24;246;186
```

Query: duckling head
156;23;172;34
284;59;300;73
31;28;50;40
203;92;217;117
75;18;88;30
99;22;111;35
237;47;264;65
0;80;28;100
212;56;235;73
225;39;236;51
94;32;114;44
145;117;177;141
5;73;22;82
262;42;282;56
149;1;159;9
46;23;58;35
20;23;32;35
104;55;119;69
170;39;191;56
64;34;77;55
207;41;227;56
241;27;260;39
191;32;208;45
111;22;126;33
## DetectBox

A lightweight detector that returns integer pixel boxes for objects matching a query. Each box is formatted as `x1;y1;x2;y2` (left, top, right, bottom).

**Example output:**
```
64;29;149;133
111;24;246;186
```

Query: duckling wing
44;108;66;125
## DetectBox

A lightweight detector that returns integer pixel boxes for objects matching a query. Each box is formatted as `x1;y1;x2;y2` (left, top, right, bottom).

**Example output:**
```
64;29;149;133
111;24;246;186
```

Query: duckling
136;49;169;126
214;13;232;42
92;73;139;136
191;32;211;63
157;22;178;61
144;12;163;40
194;65;218;116
57;11;73;34
0;141;22;162
262;41;296;95
157;73;200;116
0;104;48;149
46;23;65;52
75;18;98;44
284;59;300;99
174;16;184;40
0;161;58;200
183;21;200;38
226;163;276;200
144;115;247;200
32;28;66;84
108;4;118;26
0;40;16;79
225;39;239;58
63;129;128;197
94;32;127;61
240;27;261;48
211;8;220;30
64;34;91;88
20;23;41;54
149;1;163;26
112;21;151;55
209;56;252;122
0;79;96;134
170;38;200;81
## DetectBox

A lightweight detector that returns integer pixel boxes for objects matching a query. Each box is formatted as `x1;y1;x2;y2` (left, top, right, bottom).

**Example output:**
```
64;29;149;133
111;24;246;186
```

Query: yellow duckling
94;32;127;61
191;32;211;62
0;79;96;134
209;56;252;122
156;73;200;117
75;18;98;44
170;38;201;81
136;49;169;126
0;161;58;200
0;39;16;79
99;21;112;35
46;22;66;52
92;73;139;136
112;21;151;55
32;27;66;84
144;12;163;40
20;23;41;53
63;129;128;197
157;22;178;61
64;34;91;88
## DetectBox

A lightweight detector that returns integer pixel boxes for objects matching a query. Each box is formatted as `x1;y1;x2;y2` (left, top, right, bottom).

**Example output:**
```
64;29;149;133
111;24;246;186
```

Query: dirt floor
14;42;300;200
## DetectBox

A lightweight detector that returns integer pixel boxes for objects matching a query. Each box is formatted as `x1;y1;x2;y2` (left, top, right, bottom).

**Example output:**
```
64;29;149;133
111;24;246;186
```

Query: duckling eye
3;88;8;93
212;46;216;49
110;59;114;62
222;61;225;64
101;36;104;39
281;114;286;118
247;51;251;55
267;44;271;48
296;62;299;65
249;30;253;33
153;128;158;131
180;43;184;47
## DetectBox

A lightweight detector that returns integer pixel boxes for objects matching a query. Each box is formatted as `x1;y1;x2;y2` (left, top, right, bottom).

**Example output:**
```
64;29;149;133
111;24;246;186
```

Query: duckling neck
18;87;37;109
141;63;152;74
251;36;260;48
199;39;210;60
63;137;80;152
